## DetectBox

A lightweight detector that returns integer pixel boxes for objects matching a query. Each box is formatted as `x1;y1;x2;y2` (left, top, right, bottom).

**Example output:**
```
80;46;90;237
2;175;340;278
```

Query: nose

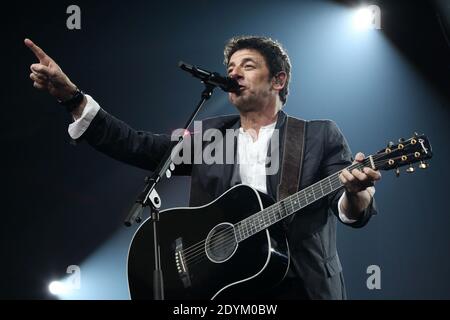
228;67;243;80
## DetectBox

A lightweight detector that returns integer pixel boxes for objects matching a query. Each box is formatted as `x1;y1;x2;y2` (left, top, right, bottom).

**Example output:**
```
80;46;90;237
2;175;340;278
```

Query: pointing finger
25;38;51;64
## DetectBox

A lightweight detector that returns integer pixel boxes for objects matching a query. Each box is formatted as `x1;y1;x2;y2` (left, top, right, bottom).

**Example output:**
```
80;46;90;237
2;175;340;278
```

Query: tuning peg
387;141;394;148
419;161;429;169
170;163;175;171
406;165;415;173
398;138;405;143
395;168;400;177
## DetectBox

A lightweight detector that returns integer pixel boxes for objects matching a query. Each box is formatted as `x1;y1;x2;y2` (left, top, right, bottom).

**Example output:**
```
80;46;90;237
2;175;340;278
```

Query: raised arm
25;38;87;118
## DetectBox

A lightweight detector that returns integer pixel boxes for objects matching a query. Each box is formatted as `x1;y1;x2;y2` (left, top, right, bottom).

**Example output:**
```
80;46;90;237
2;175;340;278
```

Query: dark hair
223;36;291;105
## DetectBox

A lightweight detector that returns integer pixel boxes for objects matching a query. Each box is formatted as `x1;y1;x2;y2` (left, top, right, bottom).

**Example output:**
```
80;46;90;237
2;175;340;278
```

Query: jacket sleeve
74;108;192;175
320;120;377;228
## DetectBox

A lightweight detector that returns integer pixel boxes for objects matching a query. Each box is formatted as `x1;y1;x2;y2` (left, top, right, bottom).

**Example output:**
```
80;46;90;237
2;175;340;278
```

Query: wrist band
59;88;85;113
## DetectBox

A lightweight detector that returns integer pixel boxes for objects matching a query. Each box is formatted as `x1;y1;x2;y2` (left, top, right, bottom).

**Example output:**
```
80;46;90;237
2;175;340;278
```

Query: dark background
2;0;450;299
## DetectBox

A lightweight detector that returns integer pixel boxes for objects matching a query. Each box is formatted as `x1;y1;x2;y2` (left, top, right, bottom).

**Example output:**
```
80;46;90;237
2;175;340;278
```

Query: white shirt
68;94;100;140
237;122;276;195
68;95;356;224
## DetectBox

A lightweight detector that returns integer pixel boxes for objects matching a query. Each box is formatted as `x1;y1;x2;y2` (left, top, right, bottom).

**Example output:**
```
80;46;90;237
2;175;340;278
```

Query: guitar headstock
372;133;432;176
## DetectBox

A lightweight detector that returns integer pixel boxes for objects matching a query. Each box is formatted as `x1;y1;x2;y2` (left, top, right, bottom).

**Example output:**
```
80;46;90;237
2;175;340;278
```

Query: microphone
178;61;240;93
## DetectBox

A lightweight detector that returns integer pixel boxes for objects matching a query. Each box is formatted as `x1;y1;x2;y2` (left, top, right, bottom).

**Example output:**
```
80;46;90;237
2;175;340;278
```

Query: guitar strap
277;116;306;201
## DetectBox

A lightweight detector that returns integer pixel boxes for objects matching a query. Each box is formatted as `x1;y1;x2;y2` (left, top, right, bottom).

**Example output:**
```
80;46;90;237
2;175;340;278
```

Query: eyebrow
228;57;258;69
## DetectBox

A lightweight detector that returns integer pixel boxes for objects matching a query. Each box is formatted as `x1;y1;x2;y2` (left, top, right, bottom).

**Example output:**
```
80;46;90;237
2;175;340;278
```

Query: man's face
227;49;275;113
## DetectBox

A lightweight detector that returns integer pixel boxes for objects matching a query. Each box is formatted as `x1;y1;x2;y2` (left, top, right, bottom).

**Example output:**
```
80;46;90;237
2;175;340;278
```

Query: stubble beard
231;90;271;114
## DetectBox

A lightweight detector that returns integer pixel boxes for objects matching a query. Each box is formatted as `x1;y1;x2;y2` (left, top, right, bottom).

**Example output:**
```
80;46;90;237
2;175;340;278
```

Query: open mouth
230;85;246;95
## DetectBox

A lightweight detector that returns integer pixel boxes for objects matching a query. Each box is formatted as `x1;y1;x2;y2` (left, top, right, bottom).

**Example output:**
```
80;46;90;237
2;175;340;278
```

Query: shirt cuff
338;192;358;224
68;94;100;140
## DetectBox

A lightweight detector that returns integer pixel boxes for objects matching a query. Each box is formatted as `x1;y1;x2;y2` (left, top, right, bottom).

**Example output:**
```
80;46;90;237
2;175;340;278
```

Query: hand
25;38;77;101
339;152;381;196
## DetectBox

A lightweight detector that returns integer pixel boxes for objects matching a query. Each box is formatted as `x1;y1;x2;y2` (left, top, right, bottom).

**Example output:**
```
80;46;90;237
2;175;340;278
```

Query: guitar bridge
175;238;192;288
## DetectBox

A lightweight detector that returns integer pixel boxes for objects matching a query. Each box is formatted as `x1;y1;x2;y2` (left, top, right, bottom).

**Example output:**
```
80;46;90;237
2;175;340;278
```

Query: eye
244;64;255;70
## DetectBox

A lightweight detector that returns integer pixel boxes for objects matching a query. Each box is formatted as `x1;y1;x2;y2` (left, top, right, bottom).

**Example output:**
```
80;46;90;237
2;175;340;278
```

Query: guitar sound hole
205;223;238;263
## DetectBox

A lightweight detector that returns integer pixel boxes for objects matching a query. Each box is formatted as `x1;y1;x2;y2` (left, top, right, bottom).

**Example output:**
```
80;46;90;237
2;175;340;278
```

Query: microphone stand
124;82;217;300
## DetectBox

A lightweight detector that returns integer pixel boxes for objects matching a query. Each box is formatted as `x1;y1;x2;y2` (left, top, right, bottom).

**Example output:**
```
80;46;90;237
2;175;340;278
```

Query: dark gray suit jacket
76;108;377;299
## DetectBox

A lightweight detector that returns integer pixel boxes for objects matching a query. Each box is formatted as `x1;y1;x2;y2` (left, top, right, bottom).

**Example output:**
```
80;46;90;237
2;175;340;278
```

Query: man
25;36;381;299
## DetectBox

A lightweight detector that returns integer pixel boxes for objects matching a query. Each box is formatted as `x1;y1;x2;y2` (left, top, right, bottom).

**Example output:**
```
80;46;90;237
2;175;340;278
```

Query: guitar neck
234;159;371;242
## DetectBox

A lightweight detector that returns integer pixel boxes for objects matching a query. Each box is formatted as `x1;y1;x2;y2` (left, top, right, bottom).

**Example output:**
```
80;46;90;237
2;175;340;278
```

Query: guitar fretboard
234;161;368;242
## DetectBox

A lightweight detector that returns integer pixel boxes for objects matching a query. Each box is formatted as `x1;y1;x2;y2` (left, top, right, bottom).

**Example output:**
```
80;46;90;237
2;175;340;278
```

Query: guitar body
127;184;290;300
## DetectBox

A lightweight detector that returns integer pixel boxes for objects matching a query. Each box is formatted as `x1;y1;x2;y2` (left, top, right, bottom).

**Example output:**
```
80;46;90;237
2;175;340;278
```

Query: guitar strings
181;152;413;267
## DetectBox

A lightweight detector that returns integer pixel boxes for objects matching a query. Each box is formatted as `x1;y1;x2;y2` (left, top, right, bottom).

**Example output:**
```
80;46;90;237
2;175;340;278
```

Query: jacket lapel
266;111;288;201
219;116;241;195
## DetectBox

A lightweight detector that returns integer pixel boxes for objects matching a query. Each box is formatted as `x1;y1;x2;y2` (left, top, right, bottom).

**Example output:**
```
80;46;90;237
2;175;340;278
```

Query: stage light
353;5;381;31
48;281;70;295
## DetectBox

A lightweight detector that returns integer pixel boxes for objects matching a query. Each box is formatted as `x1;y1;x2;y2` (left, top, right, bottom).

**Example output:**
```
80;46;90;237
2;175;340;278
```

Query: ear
272;72;287;91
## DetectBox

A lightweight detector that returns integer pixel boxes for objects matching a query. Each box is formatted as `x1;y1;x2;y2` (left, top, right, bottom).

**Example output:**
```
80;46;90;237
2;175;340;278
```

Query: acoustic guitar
127;134;432;299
